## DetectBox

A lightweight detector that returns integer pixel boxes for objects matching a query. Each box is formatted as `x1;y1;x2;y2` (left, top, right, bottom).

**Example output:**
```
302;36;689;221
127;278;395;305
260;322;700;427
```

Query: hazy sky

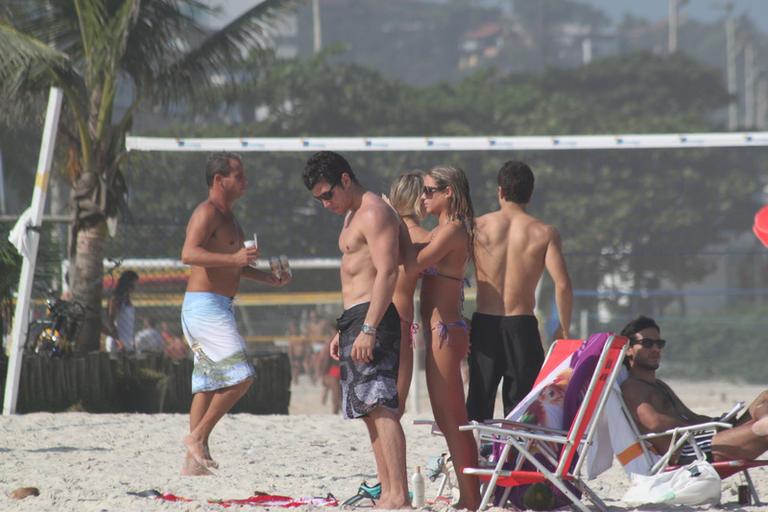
579;0;767;31
214;0;768;32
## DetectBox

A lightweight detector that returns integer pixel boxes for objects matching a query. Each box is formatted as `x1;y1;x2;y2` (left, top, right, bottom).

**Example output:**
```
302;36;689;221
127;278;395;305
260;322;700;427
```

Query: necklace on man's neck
209;198;230;215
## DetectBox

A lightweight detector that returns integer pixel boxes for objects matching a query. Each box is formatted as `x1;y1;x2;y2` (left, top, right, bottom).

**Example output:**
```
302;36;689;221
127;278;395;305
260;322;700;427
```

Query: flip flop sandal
359;481;382;499
359;481;413;501
341;487;377;508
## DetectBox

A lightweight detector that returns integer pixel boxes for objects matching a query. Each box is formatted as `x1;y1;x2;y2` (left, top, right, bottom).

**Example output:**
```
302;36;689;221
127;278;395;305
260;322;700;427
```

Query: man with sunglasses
302;151;409;509
467;160;573;422
620;315;768;464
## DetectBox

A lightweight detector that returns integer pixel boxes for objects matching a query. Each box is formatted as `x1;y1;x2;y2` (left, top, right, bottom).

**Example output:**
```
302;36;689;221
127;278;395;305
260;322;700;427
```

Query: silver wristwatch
361;323;377;335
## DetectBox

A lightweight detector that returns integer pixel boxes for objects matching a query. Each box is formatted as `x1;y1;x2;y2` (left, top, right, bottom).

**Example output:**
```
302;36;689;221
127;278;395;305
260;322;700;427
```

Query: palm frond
150;0;298;102
4;1;85;64
73;0;107;70
0;21;83;97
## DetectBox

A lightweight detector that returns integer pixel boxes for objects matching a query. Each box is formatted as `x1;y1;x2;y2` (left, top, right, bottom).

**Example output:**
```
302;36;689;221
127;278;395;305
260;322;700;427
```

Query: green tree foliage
127;50;760;306
0;225;22;347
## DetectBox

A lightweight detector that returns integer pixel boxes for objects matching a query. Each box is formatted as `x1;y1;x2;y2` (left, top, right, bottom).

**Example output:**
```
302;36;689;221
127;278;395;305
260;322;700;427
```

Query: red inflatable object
754;206;768;247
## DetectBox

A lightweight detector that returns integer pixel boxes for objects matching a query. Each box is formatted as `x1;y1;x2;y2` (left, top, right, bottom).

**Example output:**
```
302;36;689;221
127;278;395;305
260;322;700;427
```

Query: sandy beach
1;374;766;511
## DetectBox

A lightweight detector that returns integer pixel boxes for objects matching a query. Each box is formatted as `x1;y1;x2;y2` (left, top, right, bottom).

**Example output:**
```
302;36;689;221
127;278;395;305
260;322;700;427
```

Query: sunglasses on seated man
632;338;666;349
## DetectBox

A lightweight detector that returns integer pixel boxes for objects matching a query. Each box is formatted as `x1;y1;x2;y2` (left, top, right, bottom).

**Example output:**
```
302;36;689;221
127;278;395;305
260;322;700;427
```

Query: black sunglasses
423;185;447;196
633;338;666;349
314;182;338;202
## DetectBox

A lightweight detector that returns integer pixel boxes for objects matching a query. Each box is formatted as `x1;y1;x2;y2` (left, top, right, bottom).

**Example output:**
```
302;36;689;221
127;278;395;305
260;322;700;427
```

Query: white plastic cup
243;240;258;268
252;232;258;249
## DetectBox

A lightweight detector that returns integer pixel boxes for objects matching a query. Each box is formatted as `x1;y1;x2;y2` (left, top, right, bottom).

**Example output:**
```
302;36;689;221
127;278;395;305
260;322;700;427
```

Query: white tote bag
622;461;721;506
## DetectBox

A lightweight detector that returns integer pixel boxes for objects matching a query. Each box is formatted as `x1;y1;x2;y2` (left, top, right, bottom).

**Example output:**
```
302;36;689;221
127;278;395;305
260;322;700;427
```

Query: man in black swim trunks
468;161;573;421
620;315;768;464
303;151;409;509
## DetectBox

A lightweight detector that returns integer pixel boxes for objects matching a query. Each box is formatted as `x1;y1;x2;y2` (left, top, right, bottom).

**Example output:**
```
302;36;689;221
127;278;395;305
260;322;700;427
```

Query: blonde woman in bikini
408;165;480;510
388;172;430;417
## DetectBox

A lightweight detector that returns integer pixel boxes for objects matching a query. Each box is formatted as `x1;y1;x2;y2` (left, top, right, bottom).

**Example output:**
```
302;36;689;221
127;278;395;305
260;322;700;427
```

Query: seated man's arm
622;380;689;454
679;401;715;424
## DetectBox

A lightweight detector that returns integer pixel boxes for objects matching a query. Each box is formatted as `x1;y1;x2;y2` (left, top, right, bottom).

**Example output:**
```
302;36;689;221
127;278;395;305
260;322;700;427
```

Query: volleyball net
4;131;768;383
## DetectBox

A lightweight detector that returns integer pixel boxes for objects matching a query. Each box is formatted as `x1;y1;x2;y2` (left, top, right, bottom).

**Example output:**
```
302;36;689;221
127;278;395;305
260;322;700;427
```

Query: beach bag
622;461;721;506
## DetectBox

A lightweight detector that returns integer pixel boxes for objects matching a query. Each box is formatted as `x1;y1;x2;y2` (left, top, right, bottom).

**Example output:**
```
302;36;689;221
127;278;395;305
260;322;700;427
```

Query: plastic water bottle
411;465;425;507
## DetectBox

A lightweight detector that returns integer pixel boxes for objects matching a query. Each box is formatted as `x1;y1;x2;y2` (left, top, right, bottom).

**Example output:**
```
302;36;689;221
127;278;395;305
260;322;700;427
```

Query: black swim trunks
676;430;715;465
466;313;545;421
336;302;400;419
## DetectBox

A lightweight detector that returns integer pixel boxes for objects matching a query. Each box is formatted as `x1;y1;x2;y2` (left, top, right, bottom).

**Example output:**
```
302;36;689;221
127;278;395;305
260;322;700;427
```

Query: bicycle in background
24;290;86;358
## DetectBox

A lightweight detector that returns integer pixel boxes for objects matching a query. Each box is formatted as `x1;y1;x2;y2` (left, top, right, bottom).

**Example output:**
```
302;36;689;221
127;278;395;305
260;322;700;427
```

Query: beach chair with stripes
461;333;628;511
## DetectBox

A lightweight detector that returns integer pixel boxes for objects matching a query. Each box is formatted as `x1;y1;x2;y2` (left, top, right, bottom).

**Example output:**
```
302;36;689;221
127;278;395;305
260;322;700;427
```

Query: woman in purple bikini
410;165;480;510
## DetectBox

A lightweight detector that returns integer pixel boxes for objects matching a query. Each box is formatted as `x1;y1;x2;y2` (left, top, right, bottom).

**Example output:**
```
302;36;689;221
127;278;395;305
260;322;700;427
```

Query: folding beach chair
461;333;628;511
535;338;585;387
412;338;585;504
611;391;768;505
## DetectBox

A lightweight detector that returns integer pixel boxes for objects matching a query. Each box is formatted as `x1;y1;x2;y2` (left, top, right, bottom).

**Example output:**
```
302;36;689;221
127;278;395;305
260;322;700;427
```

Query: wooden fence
0;351;291;414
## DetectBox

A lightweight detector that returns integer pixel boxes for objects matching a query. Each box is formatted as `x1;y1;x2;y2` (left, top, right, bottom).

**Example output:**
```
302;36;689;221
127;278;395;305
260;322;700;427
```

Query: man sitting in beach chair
619;315;768;465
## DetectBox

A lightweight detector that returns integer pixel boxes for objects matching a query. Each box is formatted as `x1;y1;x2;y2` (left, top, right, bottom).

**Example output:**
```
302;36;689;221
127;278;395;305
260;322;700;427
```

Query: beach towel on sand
130;490;338;508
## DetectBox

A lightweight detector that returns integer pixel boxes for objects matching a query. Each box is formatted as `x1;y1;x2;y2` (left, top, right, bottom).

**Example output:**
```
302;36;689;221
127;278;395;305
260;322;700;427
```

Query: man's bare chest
210;217;242;253
339;217;366;255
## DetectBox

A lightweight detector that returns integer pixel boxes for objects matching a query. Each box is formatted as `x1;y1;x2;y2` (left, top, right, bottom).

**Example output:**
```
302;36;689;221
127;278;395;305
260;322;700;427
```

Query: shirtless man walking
620;315;768;463
303;151;409;509
467;160;573;421
180;152;290;475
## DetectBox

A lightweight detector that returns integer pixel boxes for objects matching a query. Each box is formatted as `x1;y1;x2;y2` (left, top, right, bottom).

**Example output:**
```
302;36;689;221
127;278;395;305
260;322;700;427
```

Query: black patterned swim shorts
336;302;400;419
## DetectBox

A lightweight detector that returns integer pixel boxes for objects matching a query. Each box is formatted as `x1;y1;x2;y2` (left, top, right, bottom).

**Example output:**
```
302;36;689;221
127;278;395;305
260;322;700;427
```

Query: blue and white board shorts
181;292;255;393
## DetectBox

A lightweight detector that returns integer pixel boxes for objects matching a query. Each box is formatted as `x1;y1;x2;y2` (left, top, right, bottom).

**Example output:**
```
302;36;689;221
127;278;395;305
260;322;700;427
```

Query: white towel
8;207;34;259
583;368;660;479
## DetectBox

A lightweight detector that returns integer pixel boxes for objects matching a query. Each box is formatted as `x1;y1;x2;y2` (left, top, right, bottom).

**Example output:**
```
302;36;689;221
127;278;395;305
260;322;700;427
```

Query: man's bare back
467;161;573;421
474;206;568;319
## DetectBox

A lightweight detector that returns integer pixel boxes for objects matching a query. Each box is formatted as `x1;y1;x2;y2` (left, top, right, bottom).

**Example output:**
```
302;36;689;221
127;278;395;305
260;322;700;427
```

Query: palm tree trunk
70;222;106;353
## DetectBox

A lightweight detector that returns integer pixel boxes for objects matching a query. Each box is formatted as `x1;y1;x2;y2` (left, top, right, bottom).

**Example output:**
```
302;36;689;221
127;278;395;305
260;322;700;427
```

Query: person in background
286;319;306;384
160;321;190;361
104;271;139;354
304;309;329;383
318;322;342;415
134;317;166;353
